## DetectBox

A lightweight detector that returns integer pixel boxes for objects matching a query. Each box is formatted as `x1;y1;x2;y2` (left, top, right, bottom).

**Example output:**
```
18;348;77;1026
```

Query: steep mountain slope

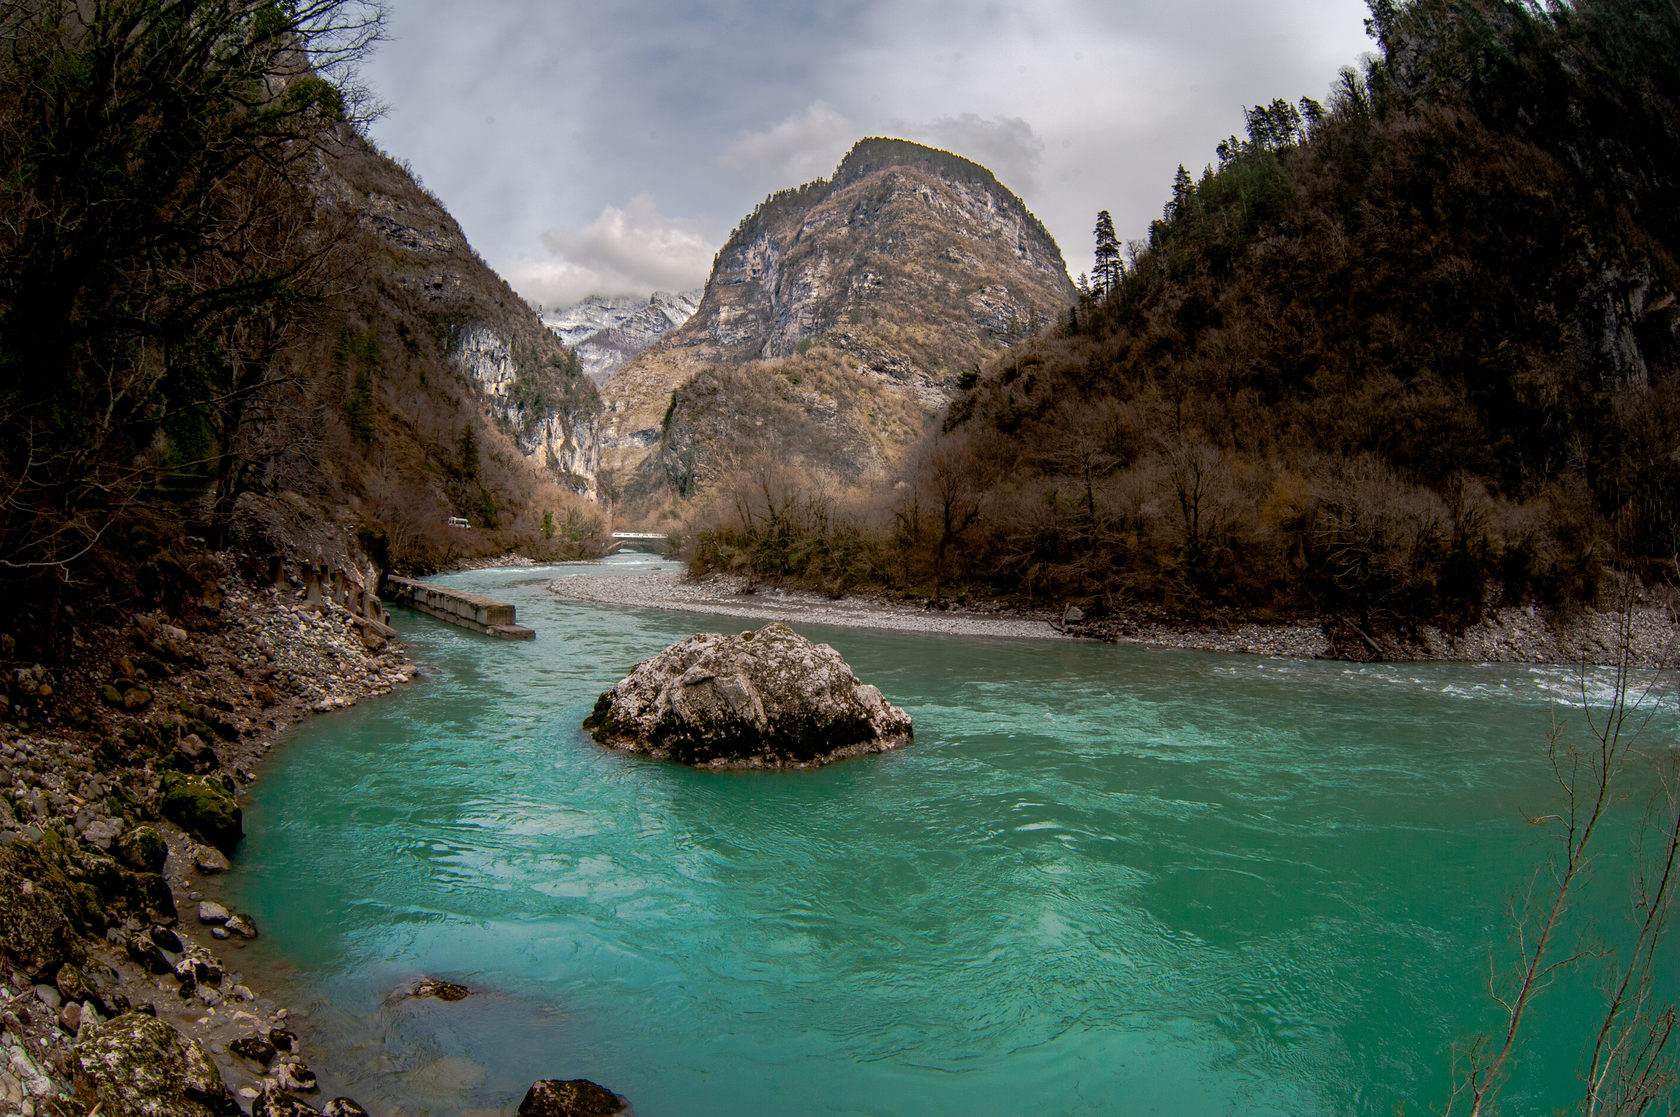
329;141;602;491
600;138;1075;499
0;0;604;643
217;131;607;573
544;290;701;384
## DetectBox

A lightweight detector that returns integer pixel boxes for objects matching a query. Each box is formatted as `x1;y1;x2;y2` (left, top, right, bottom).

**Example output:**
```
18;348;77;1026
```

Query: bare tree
1448;601;1679;1115
911;437;987;603
0;0;386;602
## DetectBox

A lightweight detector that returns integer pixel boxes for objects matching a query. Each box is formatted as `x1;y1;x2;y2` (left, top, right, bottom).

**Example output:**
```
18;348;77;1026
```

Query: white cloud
714;102;858;189
713;102;1045;205
360;0;1377;305
526;196;717;306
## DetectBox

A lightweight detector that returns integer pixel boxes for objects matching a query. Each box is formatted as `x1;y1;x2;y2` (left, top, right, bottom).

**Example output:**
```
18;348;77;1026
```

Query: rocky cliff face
450;328;601;492
599;138;1076;495
324;140;603;499
544;290;701;384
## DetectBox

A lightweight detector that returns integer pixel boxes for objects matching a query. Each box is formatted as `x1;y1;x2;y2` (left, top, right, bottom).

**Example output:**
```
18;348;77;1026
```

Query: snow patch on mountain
542;289;701;384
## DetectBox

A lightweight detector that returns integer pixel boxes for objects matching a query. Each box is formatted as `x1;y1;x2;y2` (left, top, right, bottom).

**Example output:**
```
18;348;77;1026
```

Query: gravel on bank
549;570;1070;640
549;569;1679;667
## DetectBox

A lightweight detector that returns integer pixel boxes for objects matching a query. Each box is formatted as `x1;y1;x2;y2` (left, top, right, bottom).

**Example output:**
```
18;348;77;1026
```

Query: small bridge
609;531;676;555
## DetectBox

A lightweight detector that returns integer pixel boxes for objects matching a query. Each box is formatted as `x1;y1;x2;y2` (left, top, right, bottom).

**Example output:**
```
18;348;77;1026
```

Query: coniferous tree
1166;166;1195;222
1092;211;1122;296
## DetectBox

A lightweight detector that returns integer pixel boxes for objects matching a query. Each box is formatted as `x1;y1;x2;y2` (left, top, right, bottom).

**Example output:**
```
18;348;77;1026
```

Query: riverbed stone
272;1060;318;1092
252;1084;318;1116
412;978;470;1001
81;816;124;849
583;622;913;767
173;733;218;774
126;932;173;975
321;1099;370;1117
516;1079;631;1117
229;1034;277;1067
73;1010;239;1117
55;962;91;1004
197;901;230;925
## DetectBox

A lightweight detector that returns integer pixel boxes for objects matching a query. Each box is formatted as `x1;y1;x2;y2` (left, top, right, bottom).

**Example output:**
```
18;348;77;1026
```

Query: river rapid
222;555;1677;1116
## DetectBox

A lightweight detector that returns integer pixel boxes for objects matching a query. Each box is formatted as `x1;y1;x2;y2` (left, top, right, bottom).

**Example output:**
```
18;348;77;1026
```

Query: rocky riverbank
549;569;1679;667
0;562;417;1115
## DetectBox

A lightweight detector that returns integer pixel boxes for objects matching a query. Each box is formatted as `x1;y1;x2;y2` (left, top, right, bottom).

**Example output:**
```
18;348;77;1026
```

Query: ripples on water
225;556;1676;1116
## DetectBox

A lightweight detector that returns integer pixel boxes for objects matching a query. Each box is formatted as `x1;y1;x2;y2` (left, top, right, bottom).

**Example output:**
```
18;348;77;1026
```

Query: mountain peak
833;137;1004;193
597;137;1076;498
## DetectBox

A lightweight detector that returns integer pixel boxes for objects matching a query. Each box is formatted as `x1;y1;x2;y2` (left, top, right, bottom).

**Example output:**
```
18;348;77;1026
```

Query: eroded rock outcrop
583;622;912;767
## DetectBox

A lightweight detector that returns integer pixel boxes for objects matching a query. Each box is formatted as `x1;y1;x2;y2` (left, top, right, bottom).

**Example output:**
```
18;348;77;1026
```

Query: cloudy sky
358;0;1377;309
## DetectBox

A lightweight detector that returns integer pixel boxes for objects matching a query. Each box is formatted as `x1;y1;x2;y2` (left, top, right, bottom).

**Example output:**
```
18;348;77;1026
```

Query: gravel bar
549;572;1070;640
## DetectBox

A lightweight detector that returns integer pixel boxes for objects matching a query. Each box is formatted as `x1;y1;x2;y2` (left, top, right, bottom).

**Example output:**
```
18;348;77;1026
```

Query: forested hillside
692;0;1680;641
0;0;604;654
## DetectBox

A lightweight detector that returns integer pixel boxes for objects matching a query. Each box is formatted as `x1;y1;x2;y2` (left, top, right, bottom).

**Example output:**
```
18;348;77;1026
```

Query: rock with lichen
517;1079;632;1117
72;1011;241;1117
114;824;168;873
583;622;912;767
0;839;85;979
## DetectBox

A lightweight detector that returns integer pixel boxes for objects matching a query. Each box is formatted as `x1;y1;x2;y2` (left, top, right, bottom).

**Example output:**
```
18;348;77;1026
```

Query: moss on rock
159;774;242;855
114;824;169;873
0;838;84;980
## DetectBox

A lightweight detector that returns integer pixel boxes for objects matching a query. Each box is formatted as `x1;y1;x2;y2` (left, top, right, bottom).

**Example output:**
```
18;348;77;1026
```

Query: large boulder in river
583;622;912;767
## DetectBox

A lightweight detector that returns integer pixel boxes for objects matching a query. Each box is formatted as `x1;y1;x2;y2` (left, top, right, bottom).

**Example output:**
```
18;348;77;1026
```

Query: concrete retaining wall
384;576;535;640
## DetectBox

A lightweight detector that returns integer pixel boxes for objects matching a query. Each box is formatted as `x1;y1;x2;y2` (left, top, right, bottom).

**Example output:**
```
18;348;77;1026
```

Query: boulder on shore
158;772;243;854
583;622;912;767
73;1010;240;1117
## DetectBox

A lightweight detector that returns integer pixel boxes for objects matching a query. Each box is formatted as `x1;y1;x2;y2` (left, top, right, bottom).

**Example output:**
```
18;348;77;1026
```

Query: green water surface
223;556;1676;1116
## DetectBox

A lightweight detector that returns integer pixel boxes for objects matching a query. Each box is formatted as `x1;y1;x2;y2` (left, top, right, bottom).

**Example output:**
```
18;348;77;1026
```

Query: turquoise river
223;556;1677;1116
